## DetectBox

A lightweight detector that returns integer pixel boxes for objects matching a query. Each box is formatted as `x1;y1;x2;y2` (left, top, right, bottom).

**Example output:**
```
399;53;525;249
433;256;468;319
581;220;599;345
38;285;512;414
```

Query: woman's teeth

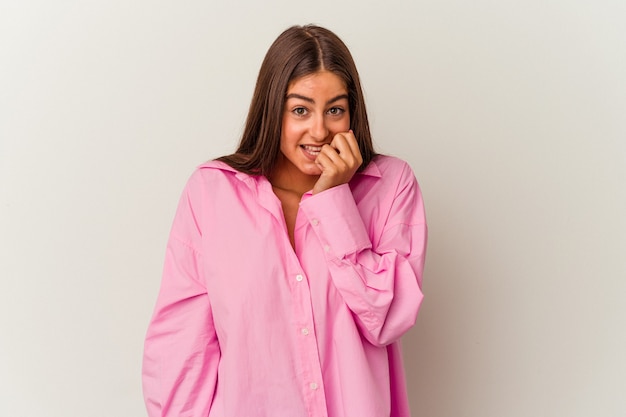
301;145;322;155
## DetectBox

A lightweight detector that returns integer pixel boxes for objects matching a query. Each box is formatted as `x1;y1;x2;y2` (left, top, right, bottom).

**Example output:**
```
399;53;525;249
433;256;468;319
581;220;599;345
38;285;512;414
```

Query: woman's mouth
300;145;322;157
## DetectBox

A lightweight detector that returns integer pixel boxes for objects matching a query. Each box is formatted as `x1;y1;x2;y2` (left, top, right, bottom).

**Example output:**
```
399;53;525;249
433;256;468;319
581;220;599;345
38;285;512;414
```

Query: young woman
143;24;427;417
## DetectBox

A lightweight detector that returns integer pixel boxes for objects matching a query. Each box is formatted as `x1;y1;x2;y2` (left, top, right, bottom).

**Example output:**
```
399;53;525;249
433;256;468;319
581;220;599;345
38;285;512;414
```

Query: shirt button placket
290;264;326;414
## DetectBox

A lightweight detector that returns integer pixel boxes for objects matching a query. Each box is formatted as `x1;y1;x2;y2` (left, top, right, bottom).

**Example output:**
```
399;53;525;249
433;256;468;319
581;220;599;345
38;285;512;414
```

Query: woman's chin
301;164;322;177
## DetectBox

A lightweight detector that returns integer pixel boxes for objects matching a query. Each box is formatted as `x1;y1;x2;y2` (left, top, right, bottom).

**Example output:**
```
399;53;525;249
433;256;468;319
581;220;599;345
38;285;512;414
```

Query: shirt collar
358;157;382;178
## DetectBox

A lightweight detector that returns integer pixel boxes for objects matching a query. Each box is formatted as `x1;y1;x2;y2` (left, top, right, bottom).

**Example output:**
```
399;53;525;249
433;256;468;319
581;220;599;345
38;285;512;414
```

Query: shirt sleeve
142;178;220;416
299;163;427;347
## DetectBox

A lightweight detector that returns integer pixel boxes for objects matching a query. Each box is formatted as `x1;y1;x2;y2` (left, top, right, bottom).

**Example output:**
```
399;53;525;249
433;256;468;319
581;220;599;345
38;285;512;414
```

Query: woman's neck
269;157;318;196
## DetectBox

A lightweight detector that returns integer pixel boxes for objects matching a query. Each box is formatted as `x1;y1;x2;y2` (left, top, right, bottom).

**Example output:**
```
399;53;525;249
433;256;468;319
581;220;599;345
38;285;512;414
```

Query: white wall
1;1;624;416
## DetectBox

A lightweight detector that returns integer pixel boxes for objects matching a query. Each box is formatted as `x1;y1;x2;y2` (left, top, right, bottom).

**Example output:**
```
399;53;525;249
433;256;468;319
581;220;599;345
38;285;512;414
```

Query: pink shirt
142;155;427;417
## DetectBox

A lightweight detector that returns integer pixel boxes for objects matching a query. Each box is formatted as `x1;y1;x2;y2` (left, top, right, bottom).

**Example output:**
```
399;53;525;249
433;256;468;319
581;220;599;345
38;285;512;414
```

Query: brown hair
217;24;376;176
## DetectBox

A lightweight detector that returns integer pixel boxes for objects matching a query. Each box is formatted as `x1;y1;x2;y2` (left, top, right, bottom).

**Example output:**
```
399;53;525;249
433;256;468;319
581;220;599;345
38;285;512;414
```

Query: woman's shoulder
190;159;253;180
196;159;239;173
182;160;258;195
371;154;411;170
366;154;416;183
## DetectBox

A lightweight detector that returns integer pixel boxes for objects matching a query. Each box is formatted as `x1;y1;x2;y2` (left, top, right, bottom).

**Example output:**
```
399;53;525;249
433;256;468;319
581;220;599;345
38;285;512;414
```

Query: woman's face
278;70;351;182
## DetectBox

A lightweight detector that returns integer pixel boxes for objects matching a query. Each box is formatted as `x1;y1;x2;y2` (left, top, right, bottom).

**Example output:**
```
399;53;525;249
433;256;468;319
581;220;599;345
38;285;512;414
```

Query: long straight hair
217;25;376;176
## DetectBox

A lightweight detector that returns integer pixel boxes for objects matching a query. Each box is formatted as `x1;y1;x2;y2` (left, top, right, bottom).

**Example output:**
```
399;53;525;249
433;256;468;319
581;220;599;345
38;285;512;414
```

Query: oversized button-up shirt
142;155;427;417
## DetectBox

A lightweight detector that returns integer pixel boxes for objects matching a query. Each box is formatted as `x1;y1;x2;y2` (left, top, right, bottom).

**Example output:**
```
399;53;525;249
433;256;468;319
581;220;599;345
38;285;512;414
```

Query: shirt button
323;245;330;252
311;218;319;226
310;382;318;390
301;328;309;336
295;274;303;282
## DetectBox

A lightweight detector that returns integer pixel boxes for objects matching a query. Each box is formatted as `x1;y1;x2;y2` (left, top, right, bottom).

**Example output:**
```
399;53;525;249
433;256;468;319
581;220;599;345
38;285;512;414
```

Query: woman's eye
328;107;344;115
293;107;307;116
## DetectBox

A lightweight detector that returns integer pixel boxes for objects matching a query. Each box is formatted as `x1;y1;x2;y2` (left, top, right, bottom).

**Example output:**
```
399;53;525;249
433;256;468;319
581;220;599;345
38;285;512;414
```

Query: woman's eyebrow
285;93;349;106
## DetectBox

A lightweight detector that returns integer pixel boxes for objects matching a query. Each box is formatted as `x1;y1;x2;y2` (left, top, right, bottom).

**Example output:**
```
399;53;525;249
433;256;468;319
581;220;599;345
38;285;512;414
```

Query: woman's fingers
335;130;362;163
312;131;363;194
329;131;362;167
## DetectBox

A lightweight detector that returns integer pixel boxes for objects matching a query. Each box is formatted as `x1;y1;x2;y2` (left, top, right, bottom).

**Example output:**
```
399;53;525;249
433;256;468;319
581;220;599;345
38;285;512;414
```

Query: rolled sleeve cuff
299;184;371;259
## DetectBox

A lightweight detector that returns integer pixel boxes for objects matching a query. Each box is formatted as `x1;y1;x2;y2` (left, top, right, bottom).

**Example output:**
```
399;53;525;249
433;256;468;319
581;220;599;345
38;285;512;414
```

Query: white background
1;1;625;416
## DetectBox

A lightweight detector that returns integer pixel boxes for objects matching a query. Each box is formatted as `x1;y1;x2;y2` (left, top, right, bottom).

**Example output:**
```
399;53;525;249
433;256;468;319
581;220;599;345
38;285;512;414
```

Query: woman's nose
309;115;329;142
